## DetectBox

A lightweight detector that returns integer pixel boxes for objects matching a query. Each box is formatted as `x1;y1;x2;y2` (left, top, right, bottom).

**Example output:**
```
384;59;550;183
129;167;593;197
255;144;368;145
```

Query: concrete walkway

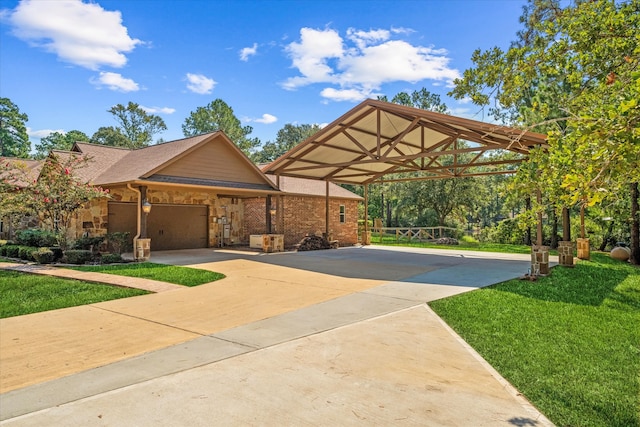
0;246;556;426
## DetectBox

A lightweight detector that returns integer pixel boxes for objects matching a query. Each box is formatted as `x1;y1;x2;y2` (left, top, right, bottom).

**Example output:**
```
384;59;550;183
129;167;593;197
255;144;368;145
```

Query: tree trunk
631;182;640;265
598;220;614;252
525;197;532;246
562;207;571;241
551;209;558;249
386;199;392;228
580;204;586;239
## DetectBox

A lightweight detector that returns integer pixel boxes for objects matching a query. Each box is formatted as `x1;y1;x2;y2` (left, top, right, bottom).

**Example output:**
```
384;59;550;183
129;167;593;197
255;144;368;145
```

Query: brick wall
243;196;359;247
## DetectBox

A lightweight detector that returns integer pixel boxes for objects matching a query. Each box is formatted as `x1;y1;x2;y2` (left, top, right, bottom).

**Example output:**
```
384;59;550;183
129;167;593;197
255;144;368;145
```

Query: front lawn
429;253;640;427
0;270;149;318
70;262;225;287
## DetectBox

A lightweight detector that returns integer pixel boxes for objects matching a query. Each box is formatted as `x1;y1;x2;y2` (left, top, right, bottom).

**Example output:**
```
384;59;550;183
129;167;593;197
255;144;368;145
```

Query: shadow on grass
491;253;639;309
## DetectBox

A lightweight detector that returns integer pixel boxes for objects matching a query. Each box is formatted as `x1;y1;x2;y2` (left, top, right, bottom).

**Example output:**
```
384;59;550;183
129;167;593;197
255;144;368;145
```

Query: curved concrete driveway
0;246;555;426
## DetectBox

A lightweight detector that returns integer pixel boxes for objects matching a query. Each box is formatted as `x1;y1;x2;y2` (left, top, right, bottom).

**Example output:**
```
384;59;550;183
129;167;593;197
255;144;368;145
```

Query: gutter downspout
127;183;141;260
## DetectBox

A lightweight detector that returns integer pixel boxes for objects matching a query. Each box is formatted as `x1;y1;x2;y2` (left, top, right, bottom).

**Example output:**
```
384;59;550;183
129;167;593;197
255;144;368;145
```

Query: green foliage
3;245;20;258
479;218;528;245
451;0;640;253
99;253;123;264
72;235;105;251
430;253;640;426
18;246;37;261
0;270;148;318
106;102;167;148
253;123;320;163
34;130;89;159
106;232;130;255
0;97;30;158
63;249;94;265
182;99;260;155
90;126;131;147
1;154;111;249
15;229;58;247
32;247;54;264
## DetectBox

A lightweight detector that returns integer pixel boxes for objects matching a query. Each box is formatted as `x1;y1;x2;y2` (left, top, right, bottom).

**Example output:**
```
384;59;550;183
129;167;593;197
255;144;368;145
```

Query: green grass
70;262;225;287
371;235;534;254
0;270;149;318
429;253;640;427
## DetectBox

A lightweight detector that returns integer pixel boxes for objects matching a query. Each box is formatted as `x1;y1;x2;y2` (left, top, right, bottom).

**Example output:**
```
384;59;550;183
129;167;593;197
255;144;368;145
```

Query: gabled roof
265;99;548;185
0;157;43;187
70;132;279;193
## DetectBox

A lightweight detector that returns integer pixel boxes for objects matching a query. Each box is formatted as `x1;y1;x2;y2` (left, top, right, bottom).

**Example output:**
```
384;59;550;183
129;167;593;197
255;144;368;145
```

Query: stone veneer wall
243;196;359;248
73;187;237;247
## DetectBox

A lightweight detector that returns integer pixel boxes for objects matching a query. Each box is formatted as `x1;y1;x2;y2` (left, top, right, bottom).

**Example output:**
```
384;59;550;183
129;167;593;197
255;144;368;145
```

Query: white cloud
320;87;377;102
255;113;277;124
282;26;461;102
282;28;344;89
91;72;139;92
140;105;176;114
27;128;64;139
6;0;141;70
185;73;216;94
239;43;258;61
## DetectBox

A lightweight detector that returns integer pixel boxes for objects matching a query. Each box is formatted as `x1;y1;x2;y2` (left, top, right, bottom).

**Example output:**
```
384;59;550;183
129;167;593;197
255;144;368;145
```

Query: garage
108;202;208;251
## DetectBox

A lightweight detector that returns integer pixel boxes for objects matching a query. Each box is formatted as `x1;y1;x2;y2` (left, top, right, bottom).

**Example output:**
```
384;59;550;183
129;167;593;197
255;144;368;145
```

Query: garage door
108;202;208;251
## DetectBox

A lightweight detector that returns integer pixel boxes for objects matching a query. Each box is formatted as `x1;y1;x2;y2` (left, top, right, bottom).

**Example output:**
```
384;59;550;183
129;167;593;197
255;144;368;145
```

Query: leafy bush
49;247;63;261
18;246;37;261
4;245;20;258
100;253;123;264
72;236;105;252
106;232;130;255
32;248;55;264
479;218;528;245
63;250;94;265
15;229;58;248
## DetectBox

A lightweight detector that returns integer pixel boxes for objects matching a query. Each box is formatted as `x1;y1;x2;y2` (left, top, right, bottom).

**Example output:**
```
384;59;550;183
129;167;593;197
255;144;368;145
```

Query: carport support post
325;180;330;238
140;186;148;238
531;188;550;276
362;184;371;245
266;195;272;234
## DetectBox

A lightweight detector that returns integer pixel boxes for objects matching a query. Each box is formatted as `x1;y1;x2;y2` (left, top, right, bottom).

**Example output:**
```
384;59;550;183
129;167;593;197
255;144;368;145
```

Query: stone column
577;238;590;260
558;241;574;267
531;245;550;276
135;238;151;261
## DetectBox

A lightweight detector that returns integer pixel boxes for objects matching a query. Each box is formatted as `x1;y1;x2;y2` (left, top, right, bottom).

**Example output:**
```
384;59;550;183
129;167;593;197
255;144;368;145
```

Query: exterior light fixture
270;206;277;215
142;200;152;214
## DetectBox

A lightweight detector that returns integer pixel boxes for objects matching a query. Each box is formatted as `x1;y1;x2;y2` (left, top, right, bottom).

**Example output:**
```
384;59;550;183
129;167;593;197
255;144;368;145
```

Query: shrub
63;249;94;265
100;253;123;264
4;245;20;258
72;236;105;252
15;229;58;247
106;232;130;255
18;246;37;261
49;247;64;261
32;248;55;264
0;245;7;256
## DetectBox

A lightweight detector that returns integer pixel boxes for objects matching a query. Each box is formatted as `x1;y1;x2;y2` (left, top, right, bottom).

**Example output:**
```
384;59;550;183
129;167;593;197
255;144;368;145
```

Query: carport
265;99;551;273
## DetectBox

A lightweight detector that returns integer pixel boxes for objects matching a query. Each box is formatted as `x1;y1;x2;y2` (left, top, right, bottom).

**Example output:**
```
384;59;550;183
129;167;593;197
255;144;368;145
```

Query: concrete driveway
0;246;555;426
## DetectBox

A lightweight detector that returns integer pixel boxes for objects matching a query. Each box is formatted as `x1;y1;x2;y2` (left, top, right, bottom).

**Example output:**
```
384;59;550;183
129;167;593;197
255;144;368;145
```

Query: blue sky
0;0;527;151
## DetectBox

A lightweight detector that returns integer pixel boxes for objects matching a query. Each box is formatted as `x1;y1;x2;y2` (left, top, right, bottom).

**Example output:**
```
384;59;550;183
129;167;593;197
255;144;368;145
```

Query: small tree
1;154;110;248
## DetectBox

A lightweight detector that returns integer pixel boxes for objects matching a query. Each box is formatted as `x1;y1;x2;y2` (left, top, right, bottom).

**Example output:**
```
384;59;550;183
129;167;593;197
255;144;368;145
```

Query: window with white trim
339;204;346;223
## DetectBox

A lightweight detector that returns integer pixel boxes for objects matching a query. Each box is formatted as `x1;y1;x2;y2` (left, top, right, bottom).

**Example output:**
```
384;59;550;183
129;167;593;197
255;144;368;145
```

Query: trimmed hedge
63;250;94;265
100;253;123;264
32;248;55;264
15;229;58;247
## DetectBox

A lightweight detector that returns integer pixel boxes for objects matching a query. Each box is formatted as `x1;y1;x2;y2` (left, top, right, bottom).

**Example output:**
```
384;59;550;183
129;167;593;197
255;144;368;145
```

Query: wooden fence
370;226;458;242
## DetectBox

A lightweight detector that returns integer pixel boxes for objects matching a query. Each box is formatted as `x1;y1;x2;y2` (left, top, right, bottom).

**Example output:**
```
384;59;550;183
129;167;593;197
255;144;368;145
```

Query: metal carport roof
264;99;548;185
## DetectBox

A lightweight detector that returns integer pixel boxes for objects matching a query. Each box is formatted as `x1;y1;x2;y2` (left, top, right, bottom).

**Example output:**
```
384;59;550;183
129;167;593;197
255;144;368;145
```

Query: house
2;131;362;254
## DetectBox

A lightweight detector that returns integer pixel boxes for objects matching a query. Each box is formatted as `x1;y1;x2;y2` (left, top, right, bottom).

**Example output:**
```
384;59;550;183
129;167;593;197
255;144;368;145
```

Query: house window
339;205;346;223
